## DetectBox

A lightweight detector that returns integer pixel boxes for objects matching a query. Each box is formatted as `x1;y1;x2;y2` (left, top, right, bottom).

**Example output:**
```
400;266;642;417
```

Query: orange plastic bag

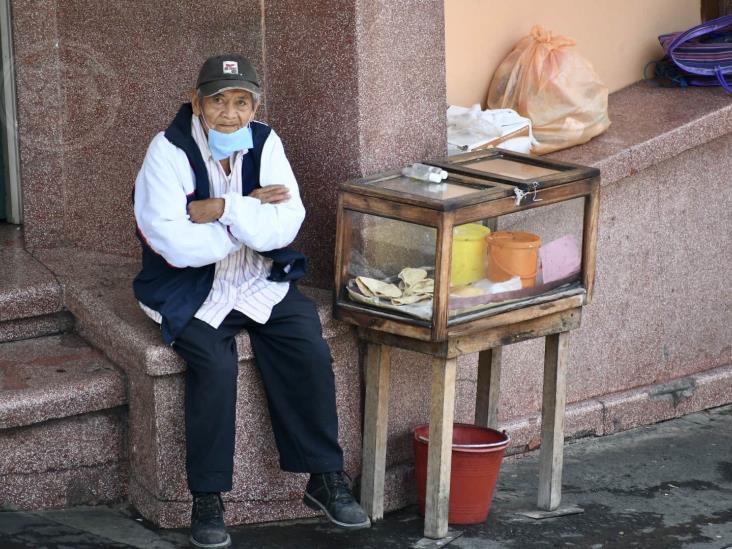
486;26;610;155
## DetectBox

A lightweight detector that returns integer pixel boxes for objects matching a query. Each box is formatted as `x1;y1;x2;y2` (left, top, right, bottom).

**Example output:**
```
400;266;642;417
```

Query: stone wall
12;0;263;256
11;0;447;289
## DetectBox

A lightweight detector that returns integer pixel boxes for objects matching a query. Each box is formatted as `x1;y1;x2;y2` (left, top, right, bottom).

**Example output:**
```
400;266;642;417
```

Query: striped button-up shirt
190;117;290;327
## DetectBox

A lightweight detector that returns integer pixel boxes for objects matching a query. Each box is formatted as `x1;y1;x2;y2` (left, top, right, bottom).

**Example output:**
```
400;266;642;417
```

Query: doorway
0;141;5;222
1;0;21;224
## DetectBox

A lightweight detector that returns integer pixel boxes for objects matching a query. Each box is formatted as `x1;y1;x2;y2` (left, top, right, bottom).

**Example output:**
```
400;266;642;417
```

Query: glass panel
344;211;436;323
368;175;483;200
448;197;585;322
464;158;559;180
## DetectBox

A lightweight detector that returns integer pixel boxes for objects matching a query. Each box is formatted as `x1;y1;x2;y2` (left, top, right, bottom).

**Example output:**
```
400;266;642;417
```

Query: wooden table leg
538;331;570;511
424;356;457;539
475;346;502;429
360;343;391;520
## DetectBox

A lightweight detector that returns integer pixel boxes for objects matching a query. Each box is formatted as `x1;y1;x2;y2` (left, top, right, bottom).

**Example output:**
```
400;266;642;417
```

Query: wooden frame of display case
428;148;594;191
334;151;600;540
334;152;600;342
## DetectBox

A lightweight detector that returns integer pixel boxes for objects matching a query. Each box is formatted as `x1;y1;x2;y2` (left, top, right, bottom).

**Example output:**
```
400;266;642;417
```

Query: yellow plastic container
451;224;491;287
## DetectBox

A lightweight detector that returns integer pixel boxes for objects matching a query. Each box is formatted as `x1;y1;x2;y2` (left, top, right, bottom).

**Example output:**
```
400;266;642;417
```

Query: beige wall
445;0;701;107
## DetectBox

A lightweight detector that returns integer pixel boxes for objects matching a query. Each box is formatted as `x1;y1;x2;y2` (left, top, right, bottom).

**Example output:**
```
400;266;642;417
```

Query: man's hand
249;185;291;204
188;198;225;224
187;185;290;224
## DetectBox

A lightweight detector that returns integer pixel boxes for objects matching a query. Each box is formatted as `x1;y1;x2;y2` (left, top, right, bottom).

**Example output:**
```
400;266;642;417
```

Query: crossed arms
134;130;305;268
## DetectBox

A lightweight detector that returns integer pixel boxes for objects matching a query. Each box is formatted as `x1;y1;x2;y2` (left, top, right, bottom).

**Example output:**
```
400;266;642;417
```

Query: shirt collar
191;115;217;161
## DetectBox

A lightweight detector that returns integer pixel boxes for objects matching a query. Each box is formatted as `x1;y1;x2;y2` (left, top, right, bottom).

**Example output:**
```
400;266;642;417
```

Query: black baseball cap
196;54;262;97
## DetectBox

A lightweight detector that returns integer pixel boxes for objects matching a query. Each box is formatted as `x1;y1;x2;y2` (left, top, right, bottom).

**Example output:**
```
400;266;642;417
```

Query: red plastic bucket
413;423;510;524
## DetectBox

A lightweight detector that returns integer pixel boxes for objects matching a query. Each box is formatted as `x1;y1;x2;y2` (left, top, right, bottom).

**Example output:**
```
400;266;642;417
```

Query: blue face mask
203;117;254;161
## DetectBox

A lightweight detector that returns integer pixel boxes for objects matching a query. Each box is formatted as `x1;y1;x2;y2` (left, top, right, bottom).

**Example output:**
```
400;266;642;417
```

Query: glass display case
334;148;600;342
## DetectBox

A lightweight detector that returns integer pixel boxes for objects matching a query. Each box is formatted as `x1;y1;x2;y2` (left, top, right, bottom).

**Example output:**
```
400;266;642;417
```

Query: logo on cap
223;61;238;75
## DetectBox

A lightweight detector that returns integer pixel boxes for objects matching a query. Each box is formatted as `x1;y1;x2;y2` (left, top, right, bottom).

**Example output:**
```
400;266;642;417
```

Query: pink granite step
0;333;127;429
0;408;128;510
34;247;351;377
0;248;62;323
0;311;75;344
0;226;67;342
0;333;129;510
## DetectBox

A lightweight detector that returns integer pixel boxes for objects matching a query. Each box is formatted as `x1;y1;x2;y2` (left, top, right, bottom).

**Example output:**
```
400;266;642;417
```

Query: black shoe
190;492;231;548
304;472;371;529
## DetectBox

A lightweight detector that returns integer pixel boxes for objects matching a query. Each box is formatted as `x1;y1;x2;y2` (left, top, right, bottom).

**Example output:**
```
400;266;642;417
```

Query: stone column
10;0;66;249
264;0;447;288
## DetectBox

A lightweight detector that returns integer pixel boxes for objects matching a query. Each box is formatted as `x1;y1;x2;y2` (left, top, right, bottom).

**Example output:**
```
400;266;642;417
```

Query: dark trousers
172;284;344;493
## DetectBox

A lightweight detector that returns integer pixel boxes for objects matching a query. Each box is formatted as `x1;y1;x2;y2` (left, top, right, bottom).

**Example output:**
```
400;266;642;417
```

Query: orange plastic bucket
414;423;510;524
485;231;541;288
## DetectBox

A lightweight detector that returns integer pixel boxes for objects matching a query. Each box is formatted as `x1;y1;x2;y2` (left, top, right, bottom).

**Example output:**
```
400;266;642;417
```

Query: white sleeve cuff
219;192;260;227
220;193;233;225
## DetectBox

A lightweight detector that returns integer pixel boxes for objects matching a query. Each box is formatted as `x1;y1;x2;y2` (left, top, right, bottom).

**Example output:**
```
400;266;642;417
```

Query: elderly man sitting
133;54;369;548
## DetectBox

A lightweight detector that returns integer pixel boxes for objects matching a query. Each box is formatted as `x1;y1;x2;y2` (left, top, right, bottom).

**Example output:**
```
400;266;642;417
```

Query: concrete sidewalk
1;405;730;549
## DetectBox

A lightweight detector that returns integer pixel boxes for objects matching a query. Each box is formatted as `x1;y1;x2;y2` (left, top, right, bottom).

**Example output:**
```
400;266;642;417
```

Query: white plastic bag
447;105;537;155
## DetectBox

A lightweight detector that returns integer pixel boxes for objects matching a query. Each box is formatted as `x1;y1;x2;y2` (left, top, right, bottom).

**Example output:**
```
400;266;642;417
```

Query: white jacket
134;128;306;269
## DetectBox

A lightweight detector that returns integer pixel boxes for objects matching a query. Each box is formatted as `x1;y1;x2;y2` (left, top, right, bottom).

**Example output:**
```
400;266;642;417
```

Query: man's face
192;88;257;134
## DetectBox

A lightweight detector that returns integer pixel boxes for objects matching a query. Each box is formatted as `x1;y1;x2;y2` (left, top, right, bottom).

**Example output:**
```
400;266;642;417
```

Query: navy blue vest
133;103;308;344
